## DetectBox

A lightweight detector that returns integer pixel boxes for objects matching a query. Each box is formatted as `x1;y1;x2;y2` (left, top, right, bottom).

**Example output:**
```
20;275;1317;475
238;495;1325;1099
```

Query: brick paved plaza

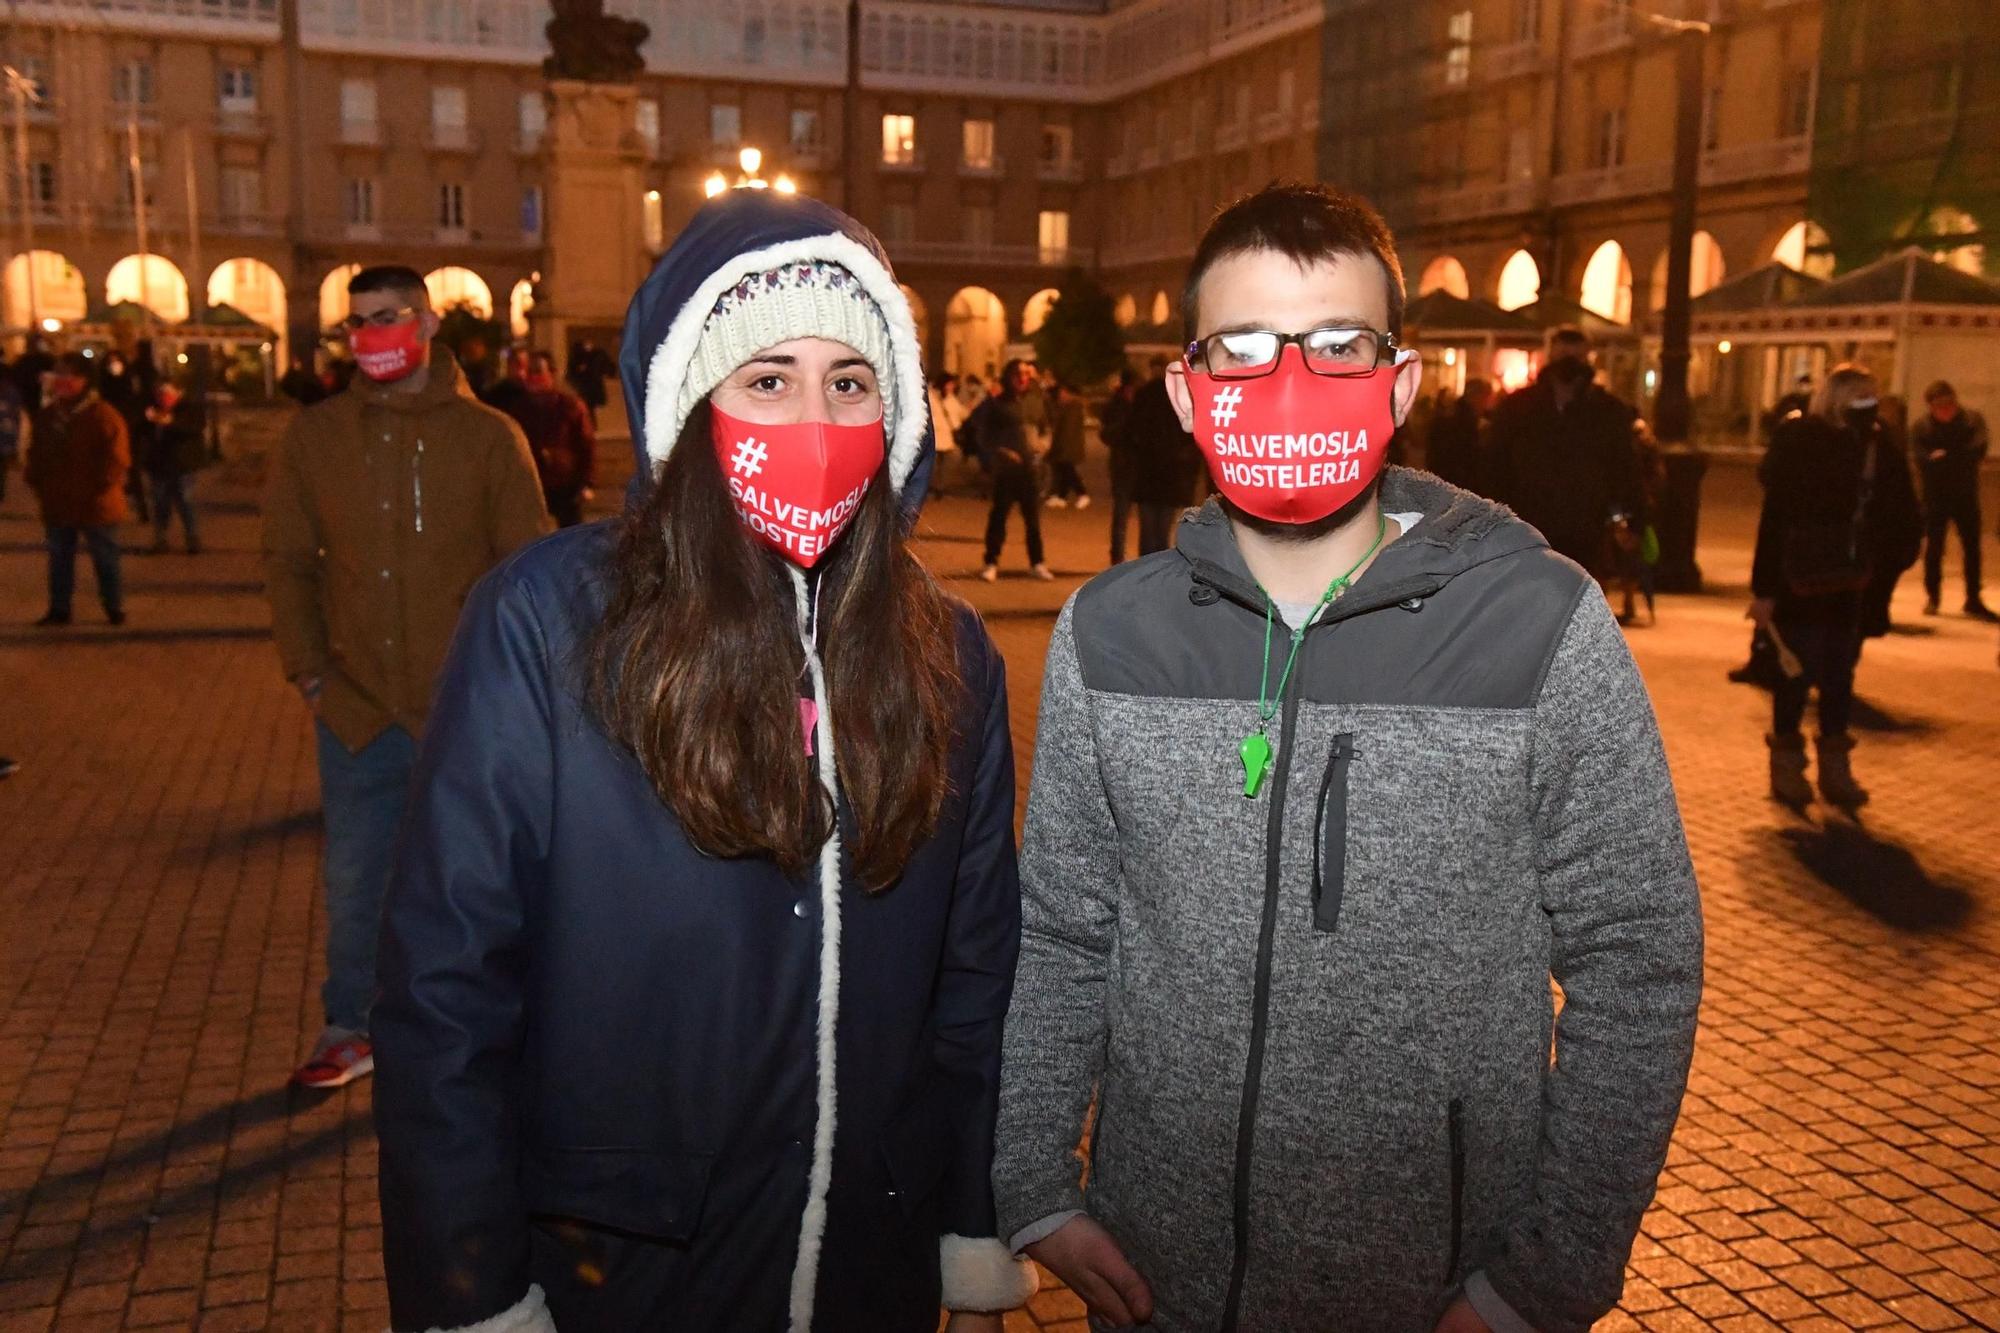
1;417;1997;1331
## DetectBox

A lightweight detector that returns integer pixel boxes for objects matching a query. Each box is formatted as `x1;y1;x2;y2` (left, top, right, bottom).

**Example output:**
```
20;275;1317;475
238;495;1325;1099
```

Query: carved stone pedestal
530;79;647;373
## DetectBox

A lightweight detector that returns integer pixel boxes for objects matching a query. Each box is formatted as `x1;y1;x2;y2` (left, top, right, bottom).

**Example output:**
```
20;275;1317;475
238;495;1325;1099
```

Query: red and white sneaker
292;1028;374;1088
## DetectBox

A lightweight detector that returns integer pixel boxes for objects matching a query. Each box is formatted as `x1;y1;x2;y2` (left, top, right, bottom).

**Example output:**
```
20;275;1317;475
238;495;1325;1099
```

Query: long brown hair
584;401;962;887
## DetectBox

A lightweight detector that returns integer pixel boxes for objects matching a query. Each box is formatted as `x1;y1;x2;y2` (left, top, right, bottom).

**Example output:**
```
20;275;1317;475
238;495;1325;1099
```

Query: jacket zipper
412;437;425;534
1445;1096;1466;1284
1310;734;1358;933
1220;634;1308;1331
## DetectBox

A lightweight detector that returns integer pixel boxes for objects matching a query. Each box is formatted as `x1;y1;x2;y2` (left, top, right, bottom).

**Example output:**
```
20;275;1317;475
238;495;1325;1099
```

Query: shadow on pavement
0;625;271;646
1847;697;1938;736
167;809;322;865
121;579;267;596
0;1086;368;1249
1773;823;1976;933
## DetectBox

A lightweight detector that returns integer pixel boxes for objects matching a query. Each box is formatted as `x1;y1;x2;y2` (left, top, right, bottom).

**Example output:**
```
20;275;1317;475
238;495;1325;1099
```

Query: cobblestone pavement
1;417;1997;1331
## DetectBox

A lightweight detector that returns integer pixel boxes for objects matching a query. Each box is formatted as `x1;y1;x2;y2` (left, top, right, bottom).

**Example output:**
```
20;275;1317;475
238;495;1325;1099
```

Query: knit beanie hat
675;259;898;445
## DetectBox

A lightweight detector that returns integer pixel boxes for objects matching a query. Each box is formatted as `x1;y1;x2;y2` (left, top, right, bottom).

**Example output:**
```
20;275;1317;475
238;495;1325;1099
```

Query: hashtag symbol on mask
730;439;769;478
1210;384;1243;427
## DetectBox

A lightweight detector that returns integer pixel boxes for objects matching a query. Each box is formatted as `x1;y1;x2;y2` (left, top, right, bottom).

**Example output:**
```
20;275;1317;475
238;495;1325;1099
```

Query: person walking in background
27;351;130;627
99;339;159;526
1124;360;1202;555
565;336;612;428
927;370;963;495
1751;364;1918;810
499;350;597;528
280;355;328;407
1857;398;1923;642
0;360;22;504
1489;325;1642;578
1913;379;1994;621
11;334;54;411
478;346;533;416
1424;376;1495;495
261;264;550;1091
141;379;208;554
1044;378;1090;509
975;358;1053;582
1101;367;1140;562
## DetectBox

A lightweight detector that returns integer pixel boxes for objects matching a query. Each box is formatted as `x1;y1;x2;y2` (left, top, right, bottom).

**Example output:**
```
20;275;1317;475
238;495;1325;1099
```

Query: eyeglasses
1186;326;1398;380
339;307;416;331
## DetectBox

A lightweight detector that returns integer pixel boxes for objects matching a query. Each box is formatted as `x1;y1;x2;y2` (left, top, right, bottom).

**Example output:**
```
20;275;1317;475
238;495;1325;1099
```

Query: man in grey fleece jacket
994;184;1703;1333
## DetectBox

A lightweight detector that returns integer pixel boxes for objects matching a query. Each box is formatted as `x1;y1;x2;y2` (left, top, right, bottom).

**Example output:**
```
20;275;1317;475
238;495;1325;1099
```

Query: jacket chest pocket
1310;733;1358;934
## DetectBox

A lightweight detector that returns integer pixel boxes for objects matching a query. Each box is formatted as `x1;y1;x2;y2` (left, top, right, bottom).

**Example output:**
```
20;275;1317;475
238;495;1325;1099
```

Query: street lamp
705;145;799;197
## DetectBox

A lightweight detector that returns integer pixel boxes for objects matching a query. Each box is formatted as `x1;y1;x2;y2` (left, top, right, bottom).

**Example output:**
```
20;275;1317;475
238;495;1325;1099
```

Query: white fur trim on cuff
397;1284;556;1333
940;1234;1040;1312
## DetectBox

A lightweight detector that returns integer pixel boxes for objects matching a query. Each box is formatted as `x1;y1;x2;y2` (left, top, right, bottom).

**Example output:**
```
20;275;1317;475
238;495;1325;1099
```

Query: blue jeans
45;525;123;618
315;721;416;1032
150;472;200;549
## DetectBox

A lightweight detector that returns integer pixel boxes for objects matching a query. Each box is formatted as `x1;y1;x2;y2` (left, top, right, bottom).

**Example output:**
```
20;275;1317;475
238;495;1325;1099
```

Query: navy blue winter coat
374;193;1023;1333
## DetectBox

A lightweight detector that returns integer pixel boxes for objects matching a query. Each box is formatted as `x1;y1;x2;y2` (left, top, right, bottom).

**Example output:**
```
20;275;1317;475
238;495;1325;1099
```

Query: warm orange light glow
704;173;728;198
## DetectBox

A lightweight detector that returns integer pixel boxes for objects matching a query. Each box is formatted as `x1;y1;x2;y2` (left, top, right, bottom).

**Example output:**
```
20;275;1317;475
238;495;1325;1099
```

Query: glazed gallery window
217;65;258;112
343;177;376;226
112;58;154;107
438;182;467;232
709;103;740;147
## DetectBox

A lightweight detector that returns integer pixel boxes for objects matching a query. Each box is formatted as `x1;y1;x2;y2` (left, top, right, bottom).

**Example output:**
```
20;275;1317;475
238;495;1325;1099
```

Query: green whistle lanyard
1240;514;1388;798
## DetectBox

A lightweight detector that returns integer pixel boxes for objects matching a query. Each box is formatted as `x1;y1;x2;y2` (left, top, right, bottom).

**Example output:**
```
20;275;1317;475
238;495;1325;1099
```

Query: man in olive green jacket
261;264;549;1089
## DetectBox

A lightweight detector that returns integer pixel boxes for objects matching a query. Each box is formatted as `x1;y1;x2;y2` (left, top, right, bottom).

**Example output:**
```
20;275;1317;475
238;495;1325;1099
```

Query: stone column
530;78;646;375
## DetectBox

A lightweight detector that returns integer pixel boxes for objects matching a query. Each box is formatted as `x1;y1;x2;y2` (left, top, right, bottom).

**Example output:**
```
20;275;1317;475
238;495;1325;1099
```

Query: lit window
962;118;996;169
637;100;661;157
882;114;916;165
1446;10;1473;86
1037;210;1070;264
438;182;467;232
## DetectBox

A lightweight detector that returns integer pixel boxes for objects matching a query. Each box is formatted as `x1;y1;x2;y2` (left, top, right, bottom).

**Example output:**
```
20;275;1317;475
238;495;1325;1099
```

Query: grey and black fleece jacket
994;470;1703;1332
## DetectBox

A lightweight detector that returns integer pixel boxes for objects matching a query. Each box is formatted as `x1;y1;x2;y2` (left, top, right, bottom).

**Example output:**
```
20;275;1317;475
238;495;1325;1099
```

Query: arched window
106;254;191;323
1495;250;1540;311
1418;255;1470;300
1579;241;1633;324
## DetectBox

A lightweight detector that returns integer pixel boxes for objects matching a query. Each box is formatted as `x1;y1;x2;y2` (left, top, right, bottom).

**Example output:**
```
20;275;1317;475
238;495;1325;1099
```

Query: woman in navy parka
373;193;1033;1332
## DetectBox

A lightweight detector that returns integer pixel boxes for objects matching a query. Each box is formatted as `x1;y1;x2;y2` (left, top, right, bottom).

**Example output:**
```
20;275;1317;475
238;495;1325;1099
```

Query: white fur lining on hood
641;231;926;496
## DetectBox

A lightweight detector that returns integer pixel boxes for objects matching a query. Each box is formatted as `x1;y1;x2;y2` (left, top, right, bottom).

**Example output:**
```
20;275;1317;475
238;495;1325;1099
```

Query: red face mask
350;320;426;382
710;404;886;569
1184;345;1400;524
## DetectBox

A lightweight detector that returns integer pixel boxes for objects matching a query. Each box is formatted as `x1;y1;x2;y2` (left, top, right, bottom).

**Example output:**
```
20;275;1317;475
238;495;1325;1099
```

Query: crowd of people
1415;334;1992;808
923;352;1204;579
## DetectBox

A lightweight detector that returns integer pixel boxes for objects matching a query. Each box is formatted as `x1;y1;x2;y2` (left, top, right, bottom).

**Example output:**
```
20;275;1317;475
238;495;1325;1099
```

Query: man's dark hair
55;350;94;378
1182;182;1405;345
1548;324;1591;353
999;358;1028;397
1924;379;1955;402
348;265;429;304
